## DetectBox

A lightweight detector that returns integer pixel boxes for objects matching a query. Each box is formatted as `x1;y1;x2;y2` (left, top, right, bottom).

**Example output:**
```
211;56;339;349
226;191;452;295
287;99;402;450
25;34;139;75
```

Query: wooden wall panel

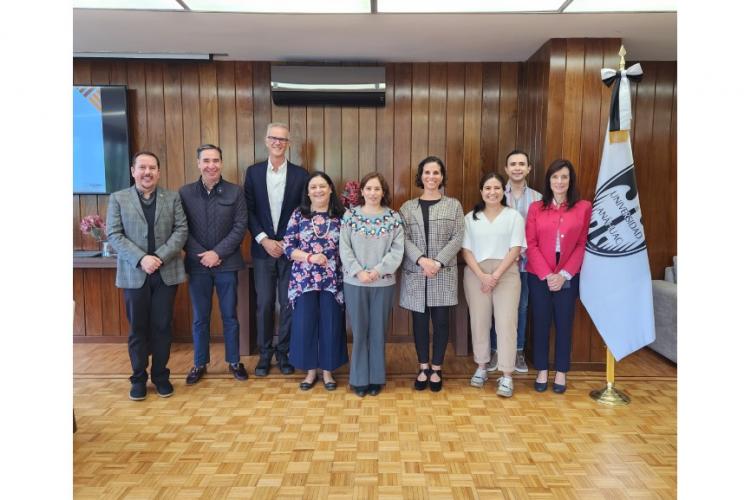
217;61;239;184
72;53;676;367
480;63;500;175
444;63;465;201
410;63;430;201
497;63;519;166
462;63;482;209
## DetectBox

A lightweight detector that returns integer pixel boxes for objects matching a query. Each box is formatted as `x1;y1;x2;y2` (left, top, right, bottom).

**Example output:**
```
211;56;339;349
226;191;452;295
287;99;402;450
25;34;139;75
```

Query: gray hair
265;122;290;139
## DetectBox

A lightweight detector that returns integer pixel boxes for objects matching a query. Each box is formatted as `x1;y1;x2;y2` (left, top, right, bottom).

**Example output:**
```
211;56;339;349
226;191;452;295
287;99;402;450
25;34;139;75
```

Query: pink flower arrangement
80;214;107;242
340;180;360;209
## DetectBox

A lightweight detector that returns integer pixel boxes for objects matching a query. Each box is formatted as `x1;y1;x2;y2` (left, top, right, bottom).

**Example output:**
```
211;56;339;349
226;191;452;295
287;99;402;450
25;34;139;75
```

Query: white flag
580;64;655;361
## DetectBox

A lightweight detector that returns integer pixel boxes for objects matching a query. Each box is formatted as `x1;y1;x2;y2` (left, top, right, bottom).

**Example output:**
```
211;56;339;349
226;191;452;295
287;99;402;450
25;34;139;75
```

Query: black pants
124;272;178;384
253;255;292;358
411;306;450;365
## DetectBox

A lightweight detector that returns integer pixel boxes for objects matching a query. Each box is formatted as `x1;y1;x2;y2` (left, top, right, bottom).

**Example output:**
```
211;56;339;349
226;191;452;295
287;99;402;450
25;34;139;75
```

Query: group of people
106;121;591;402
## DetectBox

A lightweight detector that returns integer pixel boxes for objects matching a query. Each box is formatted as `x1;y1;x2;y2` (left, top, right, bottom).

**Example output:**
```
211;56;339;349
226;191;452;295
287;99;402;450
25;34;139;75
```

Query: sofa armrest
649;280;677;363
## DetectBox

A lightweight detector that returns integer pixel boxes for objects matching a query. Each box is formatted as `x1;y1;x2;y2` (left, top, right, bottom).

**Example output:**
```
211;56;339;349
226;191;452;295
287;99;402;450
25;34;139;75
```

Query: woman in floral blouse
283;171;348;391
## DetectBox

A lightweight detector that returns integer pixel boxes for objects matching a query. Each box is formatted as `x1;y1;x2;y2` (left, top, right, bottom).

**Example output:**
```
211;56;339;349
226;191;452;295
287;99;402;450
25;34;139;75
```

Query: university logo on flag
587;164;647;258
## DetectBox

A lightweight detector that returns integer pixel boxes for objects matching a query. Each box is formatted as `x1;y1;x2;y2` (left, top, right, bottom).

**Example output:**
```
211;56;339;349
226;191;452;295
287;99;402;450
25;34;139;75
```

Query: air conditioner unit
271;65;386;107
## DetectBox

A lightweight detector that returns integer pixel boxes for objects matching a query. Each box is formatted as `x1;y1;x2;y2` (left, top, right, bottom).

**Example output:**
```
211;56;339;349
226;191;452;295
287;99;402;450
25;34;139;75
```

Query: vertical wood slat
73;270;86;336
409;63;430;202
480;62;500;175
497;63;519;166
181;64;201;186
289;106;307;167
358;108;377;178
427;63;447;163
252;62;271;162
445;63;465;202
145;63;167;181
235;62;255;177
164;63;186;192
83;269;103;336
198;63;219;148
376;63;395;185
327;106;345;184
217;61;239;184
100;269;120;335
306;107;325;171
340;107;357;183
392;64;412;210
462;63;482;210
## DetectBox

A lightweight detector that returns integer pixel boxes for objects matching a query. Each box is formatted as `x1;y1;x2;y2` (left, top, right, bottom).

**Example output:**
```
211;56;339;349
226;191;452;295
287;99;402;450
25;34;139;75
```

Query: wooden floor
74;343;677;499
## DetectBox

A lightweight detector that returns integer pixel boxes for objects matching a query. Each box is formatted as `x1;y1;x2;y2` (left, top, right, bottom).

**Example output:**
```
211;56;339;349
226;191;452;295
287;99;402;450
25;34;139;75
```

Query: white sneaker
470;368;488;388
486;351;499;372
496;376;514;397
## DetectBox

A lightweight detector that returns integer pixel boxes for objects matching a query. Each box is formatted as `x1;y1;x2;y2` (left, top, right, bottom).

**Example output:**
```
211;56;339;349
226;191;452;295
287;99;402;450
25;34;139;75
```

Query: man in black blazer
244;123;308;376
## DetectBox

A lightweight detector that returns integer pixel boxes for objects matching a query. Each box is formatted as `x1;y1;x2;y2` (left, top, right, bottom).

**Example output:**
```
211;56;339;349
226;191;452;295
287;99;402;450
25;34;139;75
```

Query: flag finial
618;45;627;71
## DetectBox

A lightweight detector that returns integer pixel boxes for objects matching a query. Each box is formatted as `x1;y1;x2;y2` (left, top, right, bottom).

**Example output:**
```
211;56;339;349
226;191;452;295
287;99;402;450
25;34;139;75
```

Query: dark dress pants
124;272;178;384
528;274;579;373
253;255;292;359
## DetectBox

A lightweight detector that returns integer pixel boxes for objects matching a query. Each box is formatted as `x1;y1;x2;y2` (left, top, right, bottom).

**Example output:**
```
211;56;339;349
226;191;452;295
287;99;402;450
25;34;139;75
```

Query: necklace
311;214;331;238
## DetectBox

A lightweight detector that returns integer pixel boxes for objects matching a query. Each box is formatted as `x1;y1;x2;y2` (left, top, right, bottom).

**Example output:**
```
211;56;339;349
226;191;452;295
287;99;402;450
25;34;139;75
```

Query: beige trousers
463;259;521;374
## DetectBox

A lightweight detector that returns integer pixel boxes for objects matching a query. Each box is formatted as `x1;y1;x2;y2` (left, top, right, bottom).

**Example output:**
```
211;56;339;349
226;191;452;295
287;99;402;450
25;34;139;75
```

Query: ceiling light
377;0;566;13
182;0;372;13
563;0;677;12
73;0;185;10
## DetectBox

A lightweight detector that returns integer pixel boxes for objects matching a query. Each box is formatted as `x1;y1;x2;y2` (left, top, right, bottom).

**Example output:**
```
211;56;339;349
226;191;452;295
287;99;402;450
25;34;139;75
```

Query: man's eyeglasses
267;136;290;144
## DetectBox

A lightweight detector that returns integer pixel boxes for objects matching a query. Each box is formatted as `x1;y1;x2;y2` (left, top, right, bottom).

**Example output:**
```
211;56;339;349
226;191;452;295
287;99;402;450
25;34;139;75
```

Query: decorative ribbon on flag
601;64;643;133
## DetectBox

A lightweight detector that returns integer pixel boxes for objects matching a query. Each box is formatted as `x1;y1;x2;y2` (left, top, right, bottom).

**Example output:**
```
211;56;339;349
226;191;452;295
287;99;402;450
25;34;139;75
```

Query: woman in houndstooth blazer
399;156;465;392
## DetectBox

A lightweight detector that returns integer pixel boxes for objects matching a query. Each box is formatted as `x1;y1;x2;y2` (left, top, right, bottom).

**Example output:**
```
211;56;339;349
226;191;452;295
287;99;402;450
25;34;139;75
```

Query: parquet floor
74;343;677;499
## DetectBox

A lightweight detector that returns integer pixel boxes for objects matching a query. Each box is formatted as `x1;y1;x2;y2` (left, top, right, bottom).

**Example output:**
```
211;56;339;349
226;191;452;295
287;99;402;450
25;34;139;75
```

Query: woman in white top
462;172;526;397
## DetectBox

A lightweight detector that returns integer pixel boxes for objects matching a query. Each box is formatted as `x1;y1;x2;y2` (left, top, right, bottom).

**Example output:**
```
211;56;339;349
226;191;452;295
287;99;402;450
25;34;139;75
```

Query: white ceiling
73;10;677;62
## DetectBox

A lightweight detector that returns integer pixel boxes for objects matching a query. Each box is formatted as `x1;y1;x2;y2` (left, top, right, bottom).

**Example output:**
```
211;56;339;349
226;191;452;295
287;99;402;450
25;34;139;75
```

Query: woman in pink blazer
525;159;592;394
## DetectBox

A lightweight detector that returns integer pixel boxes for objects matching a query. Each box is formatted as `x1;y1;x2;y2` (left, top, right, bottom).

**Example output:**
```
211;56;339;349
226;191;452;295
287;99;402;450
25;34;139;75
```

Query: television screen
73;85;131;194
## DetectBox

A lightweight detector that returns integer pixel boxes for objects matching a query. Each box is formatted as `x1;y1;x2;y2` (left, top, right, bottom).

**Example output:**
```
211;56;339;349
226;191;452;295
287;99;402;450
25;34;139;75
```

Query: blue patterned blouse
283;208;344;307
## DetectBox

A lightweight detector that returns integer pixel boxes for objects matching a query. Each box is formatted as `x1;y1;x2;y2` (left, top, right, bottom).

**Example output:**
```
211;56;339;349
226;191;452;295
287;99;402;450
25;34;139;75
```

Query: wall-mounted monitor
73;85;131;194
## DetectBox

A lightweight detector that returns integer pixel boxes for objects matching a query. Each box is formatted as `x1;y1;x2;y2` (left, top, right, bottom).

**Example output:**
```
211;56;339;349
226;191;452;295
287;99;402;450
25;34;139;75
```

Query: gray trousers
343;283;396;387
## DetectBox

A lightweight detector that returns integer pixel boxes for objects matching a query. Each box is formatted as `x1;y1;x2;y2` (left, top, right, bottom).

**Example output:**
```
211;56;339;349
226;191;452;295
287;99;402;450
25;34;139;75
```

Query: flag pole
590;347;631;405
589;45;632;406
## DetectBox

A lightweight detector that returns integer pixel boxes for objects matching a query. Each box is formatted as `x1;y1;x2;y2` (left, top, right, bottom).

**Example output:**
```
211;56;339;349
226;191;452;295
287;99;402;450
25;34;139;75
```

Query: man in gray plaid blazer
107;151;188;401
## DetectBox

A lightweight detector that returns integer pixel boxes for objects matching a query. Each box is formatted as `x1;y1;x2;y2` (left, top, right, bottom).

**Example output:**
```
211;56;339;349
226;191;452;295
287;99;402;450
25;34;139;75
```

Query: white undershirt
255;159;288;243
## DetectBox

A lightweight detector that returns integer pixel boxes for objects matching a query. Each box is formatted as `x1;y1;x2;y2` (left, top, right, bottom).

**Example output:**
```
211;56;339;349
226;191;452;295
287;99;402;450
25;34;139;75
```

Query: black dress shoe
367;384;382;396
255;356;272;377
552;383;567;394
429;370;443;392
414;368;430;391
324;379;337;391
276;353;295;375
299;376;317;391
186;365;206;385
534;381;548;392
352;385;367;397
229;362;248;381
